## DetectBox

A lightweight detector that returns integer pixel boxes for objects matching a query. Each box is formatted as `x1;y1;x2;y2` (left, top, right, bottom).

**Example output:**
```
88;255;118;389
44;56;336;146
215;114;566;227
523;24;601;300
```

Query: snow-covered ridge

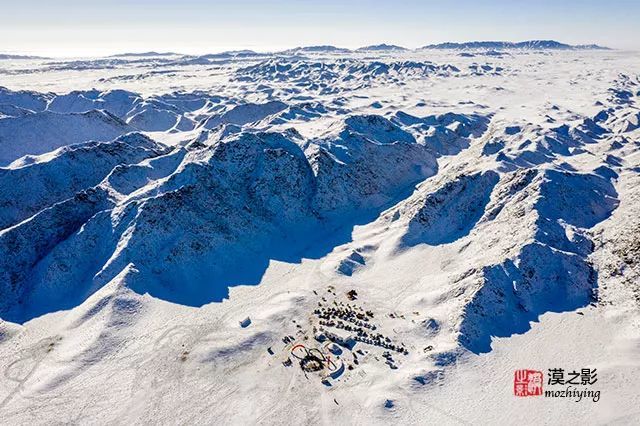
0;109;133;166
233;59;467;93
0;133;167;229
0;109;448;322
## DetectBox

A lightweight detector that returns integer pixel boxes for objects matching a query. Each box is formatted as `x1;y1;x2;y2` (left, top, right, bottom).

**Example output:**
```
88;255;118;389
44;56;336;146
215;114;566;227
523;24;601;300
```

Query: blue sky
1;0;638;56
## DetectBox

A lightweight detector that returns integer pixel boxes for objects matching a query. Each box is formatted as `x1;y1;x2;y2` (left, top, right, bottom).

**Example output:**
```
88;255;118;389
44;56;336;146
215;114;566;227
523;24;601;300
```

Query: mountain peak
356;44;408;52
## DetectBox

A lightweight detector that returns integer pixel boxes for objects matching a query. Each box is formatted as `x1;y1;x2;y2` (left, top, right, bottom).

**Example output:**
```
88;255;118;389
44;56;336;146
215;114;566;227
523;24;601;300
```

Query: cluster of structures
277;287;414;383
382;351;398;369
312;291;408;355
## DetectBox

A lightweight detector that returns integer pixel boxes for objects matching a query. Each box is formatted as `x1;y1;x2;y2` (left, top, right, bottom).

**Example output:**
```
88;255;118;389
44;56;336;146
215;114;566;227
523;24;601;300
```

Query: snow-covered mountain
0;110;134;165
0;47;638;424
281;45;352;55
422;39;610;50
356;44;409;52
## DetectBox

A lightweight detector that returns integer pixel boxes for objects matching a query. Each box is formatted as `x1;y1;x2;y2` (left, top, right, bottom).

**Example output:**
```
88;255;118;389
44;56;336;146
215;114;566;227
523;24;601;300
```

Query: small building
324;328;355;349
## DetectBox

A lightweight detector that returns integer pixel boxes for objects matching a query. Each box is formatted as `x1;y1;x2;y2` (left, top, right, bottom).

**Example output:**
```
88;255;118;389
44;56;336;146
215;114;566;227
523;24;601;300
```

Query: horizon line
0;39;622;59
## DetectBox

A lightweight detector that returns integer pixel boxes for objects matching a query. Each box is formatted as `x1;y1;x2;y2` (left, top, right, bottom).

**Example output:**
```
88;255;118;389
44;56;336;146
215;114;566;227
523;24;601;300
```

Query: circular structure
300;354;325;372
291;343;342;374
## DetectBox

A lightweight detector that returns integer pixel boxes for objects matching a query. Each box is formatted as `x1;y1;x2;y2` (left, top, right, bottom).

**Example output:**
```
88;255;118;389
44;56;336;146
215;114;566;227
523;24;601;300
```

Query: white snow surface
0;48;639;425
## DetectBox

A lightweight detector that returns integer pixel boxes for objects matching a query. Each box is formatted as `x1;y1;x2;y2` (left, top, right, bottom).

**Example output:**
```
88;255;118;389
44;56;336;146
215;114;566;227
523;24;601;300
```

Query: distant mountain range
277;40;610;54
0;54;49;60
281;45;353;54
2;40;610;61
278;40;609;54
109;52;179;57
200;50;266;59
421;40;610;50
